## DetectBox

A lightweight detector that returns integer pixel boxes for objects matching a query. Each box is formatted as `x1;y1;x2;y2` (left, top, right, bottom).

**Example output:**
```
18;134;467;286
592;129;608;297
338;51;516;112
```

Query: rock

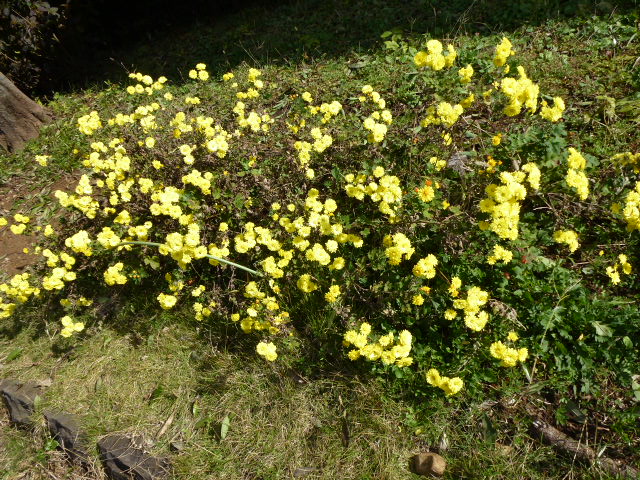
169;440;185;452
412;452;446;477
44;411;91;465
293;467;319;478
0;379;46;427
496;443;514;456
98;434;171;480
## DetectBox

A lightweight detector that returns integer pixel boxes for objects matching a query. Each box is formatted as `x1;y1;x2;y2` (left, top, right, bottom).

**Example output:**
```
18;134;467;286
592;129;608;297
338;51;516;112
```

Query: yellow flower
36;155;50;166
448;277;462;297
157;293;177;309
325;285;341;303
553;230;579;253
104;263;128;285
540;96;565;122
297;274;318;293
426;368;441;385
494;37;515;67
60;315;84;337
458;64;474;83
256;341;278;361
412;295;424;306
10;223;26;235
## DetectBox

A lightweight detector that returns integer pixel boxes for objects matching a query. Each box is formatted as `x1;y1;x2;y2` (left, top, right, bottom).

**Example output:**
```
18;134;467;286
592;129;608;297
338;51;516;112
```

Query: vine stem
116;241;262;276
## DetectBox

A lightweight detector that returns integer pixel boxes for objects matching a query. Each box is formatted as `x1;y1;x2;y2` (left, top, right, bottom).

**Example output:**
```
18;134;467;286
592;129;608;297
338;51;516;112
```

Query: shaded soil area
9;0;640;98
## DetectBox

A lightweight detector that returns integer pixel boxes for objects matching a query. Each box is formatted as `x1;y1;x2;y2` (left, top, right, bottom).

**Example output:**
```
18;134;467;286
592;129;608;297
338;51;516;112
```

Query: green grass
1;313;631;479
1;1;640;479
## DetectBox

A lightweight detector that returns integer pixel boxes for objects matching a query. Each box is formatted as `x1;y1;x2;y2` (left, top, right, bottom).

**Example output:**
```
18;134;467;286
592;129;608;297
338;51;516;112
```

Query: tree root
531;418;639;479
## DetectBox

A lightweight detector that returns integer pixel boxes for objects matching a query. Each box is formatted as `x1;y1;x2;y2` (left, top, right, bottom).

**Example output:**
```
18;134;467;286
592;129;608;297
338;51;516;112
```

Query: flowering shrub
1;35;638;398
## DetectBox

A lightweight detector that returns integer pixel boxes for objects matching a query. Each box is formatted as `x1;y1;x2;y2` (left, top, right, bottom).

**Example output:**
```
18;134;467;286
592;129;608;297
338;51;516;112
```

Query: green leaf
623;336;633;348
480;413;497;443
5;348;23;362
143;256;160;270
592;321;613;337
632;377;640;402
44;438;60;451
148;384;165;403
220;415;230;441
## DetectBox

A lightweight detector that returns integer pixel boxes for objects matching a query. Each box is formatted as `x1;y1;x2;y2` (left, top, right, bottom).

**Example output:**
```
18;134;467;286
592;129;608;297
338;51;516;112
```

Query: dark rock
169;440;185;452
44;411;91;465
412;452;446;477
98;434;171;480
0;379;46;426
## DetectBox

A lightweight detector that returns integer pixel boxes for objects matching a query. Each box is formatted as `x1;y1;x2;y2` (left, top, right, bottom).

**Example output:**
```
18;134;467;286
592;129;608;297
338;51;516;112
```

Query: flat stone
412;452;446;477
44;411;91;465
0;379;46;426
98;434;171;480
293;467;319;477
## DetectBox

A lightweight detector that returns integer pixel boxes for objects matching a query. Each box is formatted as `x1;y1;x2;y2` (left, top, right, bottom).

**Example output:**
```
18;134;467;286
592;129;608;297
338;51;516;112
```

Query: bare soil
0;173;81;279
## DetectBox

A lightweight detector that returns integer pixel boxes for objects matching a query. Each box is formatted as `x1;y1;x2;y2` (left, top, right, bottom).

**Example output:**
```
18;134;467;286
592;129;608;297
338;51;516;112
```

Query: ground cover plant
1;2;639;479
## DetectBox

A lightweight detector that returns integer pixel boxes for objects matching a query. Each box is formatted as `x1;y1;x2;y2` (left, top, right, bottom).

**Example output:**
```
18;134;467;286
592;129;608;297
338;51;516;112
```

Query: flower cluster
0;273;40;318
421;102;464;128
622;181;640;231
412;254;438;279
487;244;513;265
8;213;30;235
126;72;167;95
383;233;414;265
489;332;528;367
232;281;289;334
158;224;208;269
359;85;392;143
500;66;540;116
292;97;341;166
553;230;580;253
104;262;128;285
77;111;102;135
565;148;589;200
493;37;515;67
458;64;474;83
188;63;210;81
414;39;457;71
452;286;490;331
343;323;413;367
60;315;84;337
344;168;403;221
540;96;565;122
605;254;632;284
479;169;533;240
426;368;464;396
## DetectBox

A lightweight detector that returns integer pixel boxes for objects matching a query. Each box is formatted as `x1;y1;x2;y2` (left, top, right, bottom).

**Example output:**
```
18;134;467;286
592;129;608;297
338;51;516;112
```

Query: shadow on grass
49;0;639;95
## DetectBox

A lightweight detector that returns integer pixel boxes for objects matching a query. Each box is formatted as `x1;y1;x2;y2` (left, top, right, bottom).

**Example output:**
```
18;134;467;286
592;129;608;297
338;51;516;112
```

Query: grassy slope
1;1;640;479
